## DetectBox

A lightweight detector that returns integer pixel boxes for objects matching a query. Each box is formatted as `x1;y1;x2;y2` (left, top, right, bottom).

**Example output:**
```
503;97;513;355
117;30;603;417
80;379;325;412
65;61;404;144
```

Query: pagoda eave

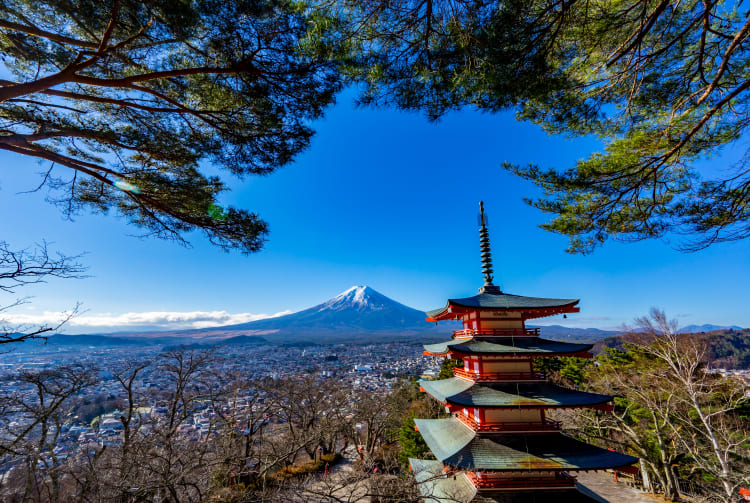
442;402;613;411
420;379;615;409
423;350;593;359
426;296;580;322
427;305;580;322
423;338;594;358
425;303;472;322
410;459;607;503
409;459;477;503
424;349;449;357
415;417;638;473
522;306;580;320
453;350;592;359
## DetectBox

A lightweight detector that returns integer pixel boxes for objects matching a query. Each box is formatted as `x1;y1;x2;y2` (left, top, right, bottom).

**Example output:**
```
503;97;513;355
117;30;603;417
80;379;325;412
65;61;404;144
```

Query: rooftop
423;337;592;357
420;378;613;408
415;417;637;472
410;458;477;502
410;459;615;502
426;291;580;321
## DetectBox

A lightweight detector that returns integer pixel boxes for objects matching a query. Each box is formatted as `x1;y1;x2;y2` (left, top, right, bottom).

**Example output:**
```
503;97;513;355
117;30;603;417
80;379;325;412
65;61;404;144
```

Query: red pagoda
409;202;637;503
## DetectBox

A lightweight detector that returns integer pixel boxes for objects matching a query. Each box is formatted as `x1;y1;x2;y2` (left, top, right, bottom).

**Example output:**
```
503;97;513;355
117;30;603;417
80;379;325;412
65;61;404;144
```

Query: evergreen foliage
393;378;443;466
314;0;750;252
437;358;462;380
73;393;125;424
536;356;589;387
397;411;431;466
0;0;340;252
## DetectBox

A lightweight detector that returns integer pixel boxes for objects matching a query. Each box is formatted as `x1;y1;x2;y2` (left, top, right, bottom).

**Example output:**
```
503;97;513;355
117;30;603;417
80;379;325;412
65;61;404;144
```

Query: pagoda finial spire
478;201;500;294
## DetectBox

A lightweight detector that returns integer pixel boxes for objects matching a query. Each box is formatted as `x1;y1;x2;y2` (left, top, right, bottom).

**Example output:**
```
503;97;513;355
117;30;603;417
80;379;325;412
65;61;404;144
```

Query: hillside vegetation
593;329;750;369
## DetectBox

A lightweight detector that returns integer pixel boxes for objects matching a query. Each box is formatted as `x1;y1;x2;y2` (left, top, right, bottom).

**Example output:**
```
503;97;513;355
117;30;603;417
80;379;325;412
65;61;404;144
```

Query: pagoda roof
424;337;593;357
409;459;605;502
426;291;579;321
420;378;613;408
415;417;637;472
472;490;604;503
410;458;477;502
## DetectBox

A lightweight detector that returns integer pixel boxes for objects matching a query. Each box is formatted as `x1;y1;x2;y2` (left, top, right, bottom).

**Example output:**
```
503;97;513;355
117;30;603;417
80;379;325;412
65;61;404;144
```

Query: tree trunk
691;396;734;500
640;458;652;492
661;461;679;501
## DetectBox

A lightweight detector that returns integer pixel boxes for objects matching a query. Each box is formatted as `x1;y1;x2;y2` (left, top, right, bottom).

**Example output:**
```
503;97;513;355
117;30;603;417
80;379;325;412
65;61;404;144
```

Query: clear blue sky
2;89;749;333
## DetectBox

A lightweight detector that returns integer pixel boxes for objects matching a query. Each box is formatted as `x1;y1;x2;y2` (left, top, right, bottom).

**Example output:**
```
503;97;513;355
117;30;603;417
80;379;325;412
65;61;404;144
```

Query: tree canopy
5;1;749;254
316;0;750;253
0;0;340;253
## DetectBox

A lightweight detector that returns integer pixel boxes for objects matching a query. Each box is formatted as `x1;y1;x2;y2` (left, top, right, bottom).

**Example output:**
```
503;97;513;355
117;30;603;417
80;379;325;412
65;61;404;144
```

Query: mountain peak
339;284;372;299
340;284;370;294
324;285;385;312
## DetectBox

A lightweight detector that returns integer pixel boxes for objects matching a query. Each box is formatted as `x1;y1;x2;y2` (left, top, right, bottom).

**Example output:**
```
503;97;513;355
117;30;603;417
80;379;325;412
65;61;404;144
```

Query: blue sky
2;89;750;333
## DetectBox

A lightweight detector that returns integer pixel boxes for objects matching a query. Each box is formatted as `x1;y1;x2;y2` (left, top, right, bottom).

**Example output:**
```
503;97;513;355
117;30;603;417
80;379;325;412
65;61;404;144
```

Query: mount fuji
43;286;623;347
197;285;449;342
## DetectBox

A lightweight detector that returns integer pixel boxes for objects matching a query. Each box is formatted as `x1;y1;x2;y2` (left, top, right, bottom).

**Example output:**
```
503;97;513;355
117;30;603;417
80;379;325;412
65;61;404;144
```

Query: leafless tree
0;364;97;502
0;241;86;345
571;309;750;502
0;352;458;503
63;350;218;502
634;310;750;502
269;376;349;463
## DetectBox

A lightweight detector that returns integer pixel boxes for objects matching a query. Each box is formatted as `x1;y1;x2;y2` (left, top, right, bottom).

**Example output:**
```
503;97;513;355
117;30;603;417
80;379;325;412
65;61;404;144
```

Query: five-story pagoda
409;202;637;503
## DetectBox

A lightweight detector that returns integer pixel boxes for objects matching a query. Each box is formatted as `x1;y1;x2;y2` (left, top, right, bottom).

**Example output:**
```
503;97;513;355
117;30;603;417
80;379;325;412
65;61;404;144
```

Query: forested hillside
593;329;750;369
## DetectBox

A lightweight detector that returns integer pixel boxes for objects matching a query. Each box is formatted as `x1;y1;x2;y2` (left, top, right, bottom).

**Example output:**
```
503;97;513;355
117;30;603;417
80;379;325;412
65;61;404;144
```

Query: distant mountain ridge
35;286;745;348
678;324;744;334
593;328;750;369
530;325;619;343
532;324;747;343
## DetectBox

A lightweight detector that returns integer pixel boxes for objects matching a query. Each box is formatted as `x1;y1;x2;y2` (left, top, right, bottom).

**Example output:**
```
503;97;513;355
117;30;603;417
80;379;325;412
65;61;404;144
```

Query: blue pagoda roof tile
410;458;477;502
415;417;637;472
420;378;613;408
410;458;609;502
423;337;592;356
427;292;579;318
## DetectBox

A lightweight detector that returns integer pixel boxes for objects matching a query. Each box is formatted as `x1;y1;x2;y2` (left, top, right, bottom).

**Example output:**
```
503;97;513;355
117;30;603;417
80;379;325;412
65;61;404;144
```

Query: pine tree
0;0;340;252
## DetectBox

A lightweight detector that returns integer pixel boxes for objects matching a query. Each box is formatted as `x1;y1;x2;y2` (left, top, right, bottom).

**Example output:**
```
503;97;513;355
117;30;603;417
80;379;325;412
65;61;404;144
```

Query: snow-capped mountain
316;286;410;313
188;285;451;342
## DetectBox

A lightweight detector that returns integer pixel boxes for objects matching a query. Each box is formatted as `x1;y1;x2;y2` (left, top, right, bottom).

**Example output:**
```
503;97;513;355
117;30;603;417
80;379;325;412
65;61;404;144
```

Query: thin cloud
1;310;292;331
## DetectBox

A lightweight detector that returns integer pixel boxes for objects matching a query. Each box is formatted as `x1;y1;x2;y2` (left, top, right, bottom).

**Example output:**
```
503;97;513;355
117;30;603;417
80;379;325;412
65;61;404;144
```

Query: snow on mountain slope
317;286;412;313
216;285;445;335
